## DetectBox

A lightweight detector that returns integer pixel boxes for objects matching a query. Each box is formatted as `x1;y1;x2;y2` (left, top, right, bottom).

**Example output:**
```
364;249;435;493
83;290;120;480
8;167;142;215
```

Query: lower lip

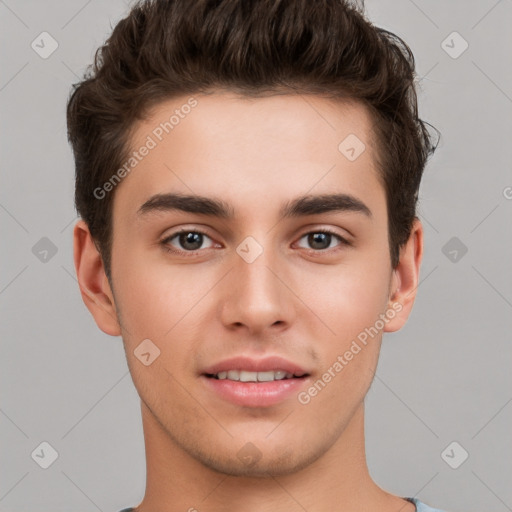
201;375;309;407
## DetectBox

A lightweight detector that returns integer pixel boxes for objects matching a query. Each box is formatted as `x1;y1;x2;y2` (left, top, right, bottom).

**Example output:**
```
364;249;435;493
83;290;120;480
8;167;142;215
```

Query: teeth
257;371;277;382
239;371;258;382
214;370;296;382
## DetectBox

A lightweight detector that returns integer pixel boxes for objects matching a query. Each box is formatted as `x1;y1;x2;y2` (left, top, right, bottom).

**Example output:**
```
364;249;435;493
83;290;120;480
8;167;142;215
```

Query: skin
74;91;422;512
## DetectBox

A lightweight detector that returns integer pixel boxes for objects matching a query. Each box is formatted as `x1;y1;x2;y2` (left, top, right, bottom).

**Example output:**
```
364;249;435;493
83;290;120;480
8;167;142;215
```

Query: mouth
200;356;312;407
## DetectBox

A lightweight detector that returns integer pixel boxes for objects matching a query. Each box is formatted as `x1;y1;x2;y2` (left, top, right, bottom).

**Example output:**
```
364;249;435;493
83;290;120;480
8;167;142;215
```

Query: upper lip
201;356;310;377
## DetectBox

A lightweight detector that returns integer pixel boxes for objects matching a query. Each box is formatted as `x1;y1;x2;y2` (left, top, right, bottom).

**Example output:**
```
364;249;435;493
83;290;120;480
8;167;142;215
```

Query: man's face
108;92;397;476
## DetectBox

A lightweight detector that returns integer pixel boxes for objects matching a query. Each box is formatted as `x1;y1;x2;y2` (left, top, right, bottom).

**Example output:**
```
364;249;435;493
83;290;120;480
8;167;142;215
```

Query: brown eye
296;230;350;251
162;230;215;254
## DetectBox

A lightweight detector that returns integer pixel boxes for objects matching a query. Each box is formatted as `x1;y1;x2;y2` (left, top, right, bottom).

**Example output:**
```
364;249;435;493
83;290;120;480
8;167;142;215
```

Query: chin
181;434;332;478
198;450;315;478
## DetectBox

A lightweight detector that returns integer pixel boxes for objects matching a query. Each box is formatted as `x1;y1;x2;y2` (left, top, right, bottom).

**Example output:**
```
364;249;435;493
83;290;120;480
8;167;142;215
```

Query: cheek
113;262;207;397
308;260;391;341
298;254;390;391
298;282;386;415
111;247;220;358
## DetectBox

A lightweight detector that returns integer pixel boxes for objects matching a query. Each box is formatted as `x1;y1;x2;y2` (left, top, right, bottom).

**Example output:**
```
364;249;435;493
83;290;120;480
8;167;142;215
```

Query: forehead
113;91;383;223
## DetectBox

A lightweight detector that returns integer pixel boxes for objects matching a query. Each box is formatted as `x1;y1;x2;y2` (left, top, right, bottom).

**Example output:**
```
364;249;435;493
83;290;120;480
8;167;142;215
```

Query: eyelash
160;228;351;256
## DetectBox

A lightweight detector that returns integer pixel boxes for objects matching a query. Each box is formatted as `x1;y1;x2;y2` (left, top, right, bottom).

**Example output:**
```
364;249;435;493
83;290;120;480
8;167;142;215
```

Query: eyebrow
137;192;372;220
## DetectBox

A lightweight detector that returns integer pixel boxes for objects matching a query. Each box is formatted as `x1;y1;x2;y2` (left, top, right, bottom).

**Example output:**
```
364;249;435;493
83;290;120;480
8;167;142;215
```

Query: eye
161;229;215;254
296;229;350;251
160;227;351;257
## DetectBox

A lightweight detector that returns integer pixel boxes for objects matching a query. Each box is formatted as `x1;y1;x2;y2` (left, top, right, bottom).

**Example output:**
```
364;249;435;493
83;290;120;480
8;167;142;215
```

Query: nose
219;244;295;336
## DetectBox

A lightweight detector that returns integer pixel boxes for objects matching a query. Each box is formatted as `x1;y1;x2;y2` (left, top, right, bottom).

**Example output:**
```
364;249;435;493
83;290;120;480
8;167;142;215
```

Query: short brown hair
67;0;439;280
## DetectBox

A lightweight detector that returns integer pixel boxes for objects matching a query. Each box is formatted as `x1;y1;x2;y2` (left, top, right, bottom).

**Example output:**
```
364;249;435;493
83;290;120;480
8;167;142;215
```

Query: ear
383;217;423;333
73;219;121;336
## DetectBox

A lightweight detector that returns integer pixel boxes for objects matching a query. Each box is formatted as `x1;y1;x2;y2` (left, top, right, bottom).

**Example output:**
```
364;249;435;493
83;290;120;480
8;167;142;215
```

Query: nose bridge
220;236;293;332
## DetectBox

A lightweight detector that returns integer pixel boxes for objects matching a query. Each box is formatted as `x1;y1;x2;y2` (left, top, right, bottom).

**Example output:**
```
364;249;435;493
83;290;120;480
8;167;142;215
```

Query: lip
200;374;311;407
201;355;310;376
200;355;311;408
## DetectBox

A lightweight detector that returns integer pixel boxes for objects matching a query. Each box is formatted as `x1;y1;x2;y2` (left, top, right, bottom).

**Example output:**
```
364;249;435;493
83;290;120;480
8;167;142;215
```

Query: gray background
1;0;511;511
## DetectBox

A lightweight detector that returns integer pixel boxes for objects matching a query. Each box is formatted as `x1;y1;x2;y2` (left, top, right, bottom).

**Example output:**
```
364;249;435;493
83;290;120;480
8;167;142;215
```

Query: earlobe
73;220;121;336
383;218;423;333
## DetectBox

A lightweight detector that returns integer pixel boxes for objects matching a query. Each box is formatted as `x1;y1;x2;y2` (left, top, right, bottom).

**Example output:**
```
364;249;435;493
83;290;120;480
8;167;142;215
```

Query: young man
67;0;443;510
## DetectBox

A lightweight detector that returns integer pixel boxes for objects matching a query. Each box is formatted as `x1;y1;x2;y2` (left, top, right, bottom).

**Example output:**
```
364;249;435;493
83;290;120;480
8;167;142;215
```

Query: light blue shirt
406;497;448;512
119;497;448;511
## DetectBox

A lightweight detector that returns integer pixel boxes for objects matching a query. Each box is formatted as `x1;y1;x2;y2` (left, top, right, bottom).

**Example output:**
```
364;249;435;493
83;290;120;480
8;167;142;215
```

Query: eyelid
296;221;352;239
160;225;214;242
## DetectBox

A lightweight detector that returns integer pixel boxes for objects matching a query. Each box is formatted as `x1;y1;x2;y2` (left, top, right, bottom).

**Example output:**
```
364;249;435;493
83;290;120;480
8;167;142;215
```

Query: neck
134;402;411;512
